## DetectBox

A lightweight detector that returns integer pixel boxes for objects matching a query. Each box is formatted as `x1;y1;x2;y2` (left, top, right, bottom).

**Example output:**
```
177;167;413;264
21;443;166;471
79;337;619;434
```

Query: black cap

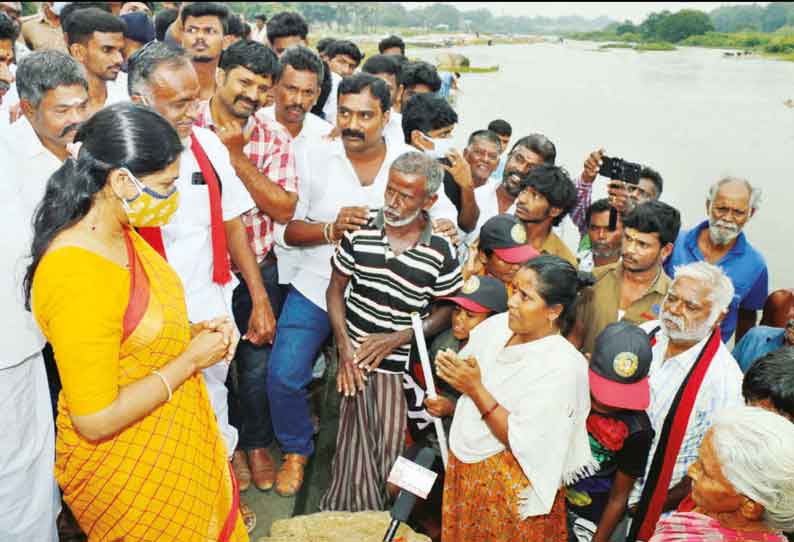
440;275;508;314
479;214;539;263
589;321;653;410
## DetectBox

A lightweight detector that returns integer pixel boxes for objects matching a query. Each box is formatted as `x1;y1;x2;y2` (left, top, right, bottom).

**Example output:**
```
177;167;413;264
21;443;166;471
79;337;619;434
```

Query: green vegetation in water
636;42;677;51
438;65;500;73
598;42;675;52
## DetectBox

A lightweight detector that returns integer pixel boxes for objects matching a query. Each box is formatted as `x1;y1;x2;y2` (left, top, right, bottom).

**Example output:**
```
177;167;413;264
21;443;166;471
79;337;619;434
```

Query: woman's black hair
23;103;183;308
522;255;594;335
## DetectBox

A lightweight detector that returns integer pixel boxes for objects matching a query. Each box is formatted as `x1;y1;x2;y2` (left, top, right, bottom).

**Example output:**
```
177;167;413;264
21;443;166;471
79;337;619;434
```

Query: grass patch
599;43;633;49
438;65;500;73
636;42;676;51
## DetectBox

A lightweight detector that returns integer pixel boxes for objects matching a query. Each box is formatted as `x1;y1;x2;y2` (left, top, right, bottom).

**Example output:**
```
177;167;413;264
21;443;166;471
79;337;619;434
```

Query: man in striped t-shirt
320;151;463;512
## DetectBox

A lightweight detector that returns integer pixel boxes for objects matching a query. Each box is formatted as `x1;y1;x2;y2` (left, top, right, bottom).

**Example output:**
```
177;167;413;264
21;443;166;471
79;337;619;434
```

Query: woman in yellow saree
25;104;247;541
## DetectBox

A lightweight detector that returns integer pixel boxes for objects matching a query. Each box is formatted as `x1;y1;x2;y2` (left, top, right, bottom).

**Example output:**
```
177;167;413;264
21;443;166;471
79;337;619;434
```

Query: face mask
119;168;180;228
423;134;455;159
51;2;70;16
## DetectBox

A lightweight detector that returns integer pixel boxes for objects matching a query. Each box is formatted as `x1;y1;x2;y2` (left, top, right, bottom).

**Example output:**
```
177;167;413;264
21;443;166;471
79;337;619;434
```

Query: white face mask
51;2;70;16
423;134;455;159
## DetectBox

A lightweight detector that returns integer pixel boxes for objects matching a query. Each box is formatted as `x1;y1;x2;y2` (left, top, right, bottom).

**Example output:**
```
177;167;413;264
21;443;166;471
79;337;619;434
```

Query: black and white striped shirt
333;209;463;374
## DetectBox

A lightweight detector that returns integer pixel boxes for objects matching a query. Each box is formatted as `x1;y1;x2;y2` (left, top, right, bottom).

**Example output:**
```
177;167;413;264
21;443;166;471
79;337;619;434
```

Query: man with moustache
266;74;416;497
0;50;90;542
0;50;89;211
180;2;228;101
193;39;298;492
665;177;767;342
513;163;578;266
320;151;461;512
627;262;743;540
578;198;624;272
257;45;333;291
570;201;680;354
63;8;128;114
127;42;275;470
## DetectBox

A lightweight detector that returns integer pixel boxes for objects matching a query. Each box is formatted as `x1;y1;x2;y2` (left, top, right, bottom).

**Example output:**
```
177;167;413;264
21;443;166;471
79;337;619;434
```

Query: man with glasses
665;177;767;343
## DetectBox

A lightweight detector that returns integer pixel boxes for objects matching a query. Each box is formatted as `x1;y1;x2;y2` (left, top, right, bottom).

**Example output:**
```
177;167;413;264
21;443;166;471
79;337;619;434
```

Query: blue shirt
664;220;768;342
732;326;786;373
437;72;454;98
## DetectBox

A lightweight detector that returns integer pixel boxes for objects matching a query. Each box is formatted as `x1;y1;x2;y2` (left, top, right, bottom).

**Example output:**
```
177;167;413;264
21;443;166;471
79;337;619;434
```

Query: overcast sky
407;3;767;23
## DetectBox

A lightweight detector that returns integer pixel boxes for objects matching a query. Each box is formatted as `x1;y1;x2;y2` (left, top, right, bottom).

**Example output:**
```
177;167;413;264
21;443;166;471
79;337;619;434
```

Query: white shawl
448;313;597;519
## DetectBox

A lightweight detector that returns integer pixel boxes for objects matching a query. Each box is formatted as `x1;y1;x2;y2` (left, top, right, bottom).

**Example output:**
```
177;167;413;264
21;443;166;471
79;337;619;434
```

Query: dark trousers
228;256;285;450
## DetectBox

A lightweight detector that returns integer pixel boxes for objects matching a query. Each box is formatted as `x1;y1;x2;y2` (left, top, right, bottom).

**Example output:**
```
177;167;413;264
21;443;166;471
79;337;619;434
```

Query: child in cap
566;321;655;542
398;275;508;538
425;274;509;419
462;214;539;291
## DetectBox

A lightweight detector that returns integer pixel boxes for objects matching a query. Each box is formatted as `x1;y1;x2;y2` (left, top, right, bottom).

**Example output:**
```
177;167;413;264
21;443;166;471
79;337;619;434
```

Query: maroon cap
494;244;541;264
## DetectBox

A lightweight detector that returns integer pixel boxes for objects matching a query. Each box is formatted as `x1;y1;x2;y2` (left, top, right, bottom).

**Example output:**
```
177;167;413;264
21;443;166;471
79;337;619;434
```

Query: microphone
382;447;437;542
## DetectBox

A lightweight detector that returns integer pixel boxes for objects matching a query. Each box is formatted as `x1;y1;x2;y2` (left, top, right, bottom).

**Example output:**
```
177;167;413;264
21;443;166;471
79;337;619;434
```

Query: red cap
439;296;491;314
589;368;650;411
493;244;540;264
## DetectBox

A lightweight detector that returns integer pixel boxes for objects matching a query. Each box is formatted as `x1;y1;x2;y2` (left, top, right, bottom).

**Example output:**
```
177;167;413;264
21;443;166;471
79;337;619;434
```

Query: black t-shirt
568;410;654;524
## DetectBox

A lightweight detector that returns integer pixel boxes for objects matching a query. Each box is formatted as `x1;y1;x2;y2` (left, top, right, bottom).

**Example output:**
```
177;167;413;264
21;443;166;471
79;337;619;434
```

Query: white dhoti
0;352;60;542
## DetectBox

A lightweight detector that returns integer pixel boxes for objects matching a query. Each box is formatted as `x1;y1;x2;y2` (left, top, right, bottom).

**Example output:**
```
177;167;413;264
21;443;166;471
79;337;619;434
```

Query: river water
413;40;794;291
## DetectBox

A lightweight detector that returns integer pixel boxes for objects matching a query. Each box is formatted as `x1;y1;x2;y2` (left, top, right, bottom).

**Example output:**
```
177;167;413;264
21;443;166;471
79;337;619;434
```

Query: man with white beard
626;261;743;541
665;177;767;343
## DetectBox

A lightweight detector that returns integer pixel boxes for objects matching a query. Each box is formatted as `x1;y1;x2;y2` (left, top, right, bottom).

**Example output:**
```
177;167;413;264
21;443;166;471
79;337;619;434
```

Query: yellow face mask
119;168;180;228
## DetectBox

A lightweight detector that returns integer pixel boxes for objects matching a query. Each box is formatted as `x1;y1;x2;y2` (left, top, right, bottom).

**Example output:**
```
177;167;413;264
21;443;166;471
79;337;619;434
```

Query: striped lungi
319;372;407;512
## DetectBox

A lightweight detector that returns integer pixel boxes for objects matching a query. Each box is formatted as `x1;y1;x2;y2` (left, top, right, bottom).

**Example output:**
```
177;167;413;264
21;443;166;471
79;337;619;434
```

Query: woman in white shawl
438;255;596;542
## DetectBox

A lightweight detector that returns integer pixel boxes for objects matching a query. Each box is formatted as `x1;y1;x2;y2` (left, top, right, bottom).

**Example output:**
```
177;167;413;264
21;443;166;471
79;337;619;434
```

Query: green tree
709;4;763;32
616;20;638;35
639;11;671;39
655;10;714;42
761;2;791;32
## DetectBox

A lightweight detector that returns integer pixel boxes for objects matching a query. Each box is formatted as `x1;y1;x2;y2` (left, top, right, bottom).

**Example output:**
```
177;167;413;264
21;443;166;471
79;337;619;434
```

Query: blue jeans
229;258;284;450
267;287;330;456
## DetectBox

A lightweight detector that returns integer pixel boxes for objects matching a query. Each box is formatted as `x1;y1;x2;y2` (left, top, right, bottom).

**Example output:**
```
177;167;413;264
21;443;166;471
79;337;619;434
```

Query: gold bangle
152;370;172;402
324;222;333;244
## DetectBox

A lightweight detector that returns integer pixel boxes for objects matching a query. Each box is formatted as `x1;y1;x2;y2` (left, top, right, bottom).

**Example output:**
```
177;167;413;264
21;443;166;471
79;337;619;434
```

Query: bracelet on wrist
481;401;499;420
323;222;333;244
153;370;173;402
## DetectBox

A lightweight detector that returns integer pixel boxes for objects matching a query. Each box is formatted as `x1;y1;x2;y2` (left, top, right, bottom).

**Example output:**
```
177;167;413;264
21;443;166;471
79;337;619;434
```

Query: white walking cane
410;312;449;468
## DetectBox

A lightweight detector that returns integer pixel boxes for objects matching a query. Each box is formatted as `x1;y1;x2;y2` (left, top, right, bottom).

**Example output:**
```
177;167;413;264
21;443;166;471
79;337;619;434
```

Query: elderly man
628;261;744;541
571;201;680;354
320;151;462;512
0;50;90;542
127;41;275;458
267;74;417;497
665;177;767;342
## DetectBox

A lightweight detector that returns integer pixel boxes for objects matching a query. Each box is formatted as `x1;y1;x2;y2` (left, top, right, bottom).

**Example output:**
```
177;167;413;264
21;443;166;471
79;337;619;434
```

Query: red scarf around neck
138;132;231;285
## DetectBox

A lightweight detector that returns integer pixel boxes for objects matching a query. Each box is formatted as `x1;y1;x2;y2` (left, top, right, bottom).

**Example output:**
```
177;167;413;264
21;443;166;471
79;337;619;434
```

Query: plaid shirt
196;101;298;262
628;322;743;506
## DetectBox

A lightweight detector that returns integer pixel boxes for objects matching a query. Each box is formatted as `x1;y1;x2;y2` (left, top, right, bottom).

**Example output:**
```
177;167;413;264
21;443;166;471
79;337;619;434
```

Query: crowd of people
1;3;793;542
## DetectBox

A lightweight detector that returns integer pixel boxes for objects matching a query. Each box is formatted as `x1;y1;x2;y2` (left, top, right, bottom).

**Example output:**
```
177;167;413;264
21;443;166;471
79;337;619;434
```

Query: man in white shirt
361;53;404;146
251;13;267;44
257;45;333;290
128;42;275;458
267;73;419;497
629;261;743;537
0;49;89;542
63;8;128;115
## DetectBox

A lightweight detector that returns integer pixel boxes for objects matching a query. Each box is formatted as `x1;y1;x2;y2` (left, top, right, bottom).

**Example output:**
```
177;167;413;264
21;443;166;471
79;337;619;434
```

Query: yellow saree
33;230;246;542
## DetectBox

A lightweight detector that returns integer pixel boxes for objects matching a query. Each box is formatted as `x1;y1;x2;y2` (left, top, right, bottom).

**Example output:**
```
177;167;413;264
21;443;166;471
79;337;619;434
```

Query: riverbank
567;30;794;61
